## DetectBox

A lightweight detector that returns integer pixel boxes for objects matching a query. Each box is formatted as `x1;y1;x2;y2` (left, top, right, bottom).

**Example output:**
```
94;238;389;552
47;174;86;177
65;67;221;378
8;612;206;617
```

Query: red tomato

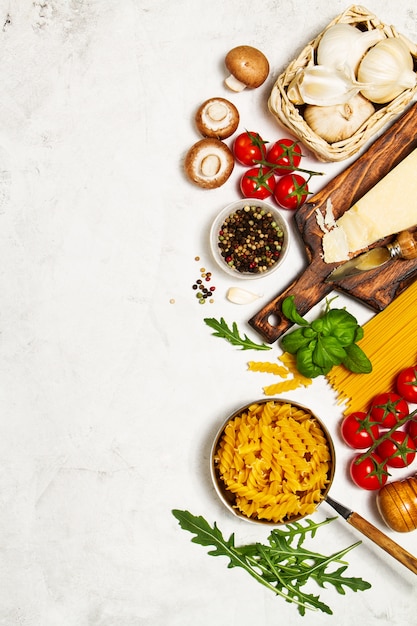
266;138;302;176
350;453;388;490
273;173;308;210
341;412;379;449
407;418;417;444
369;392;409;428
376;431;416;468
233;131;267;166
240;166;276;199
396;366;417;403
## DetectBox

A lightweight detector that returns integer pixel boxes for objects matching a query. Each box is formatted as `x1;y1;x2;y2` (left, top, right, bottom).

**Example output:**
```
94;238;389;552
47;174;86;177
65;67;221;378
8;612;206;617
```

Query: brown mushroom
195;97;239;139
224;45;269;92
184;138;234;189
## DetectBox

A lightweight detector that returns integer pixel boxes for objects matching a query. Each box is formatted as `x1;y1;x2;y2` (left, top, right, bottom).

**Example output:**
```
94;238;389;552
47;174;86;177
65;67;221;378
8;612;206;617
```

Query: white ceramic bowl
210;398;335;525
209;199;290;279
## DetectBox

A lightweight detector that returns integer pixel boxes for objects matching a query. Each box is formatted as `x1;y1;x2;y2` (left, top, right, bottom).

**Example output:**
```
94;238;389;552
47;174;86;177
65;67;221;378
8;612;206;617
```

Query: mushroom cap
225;45;269;89
184;138;234;189
195;97;239;139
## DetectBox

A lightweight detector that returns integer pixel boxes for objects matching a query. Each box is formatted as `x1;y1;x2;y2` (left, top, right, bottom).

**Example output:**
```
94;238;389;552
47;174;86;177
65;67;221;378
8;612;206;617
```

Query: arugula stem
233;547;314;611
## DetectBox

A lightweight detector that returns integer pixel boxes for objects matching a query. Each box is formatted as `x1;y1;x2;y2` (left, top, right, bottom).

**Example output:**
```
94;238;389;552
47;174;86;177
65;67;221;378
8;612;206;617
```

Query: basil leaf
281;328;311;354
296;345;324;378
354;326;364;342
342;343;372;374
282;296;308;326
314;336;346;371
324;310;358;345
311;318;324;333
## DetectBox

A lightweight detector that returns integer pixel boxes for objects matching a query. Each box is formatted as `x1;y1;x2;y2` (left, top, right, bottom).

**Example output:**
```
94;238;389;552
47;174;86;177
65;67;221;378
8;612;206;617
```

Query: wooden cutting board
249;102;417;343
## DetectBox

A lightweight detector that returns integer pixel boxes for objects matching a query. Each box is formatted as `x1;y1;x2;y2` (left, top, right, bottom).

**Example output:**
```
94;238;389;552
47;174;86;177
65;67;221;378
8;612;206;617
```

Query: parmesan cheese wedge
322;148;417;263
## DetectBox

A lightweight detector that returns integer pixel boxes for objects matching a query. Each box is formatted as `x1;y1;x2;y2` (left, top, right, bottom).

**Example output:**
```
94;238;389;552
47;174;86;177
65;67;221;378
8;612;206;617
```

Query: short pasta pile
214;401;332;524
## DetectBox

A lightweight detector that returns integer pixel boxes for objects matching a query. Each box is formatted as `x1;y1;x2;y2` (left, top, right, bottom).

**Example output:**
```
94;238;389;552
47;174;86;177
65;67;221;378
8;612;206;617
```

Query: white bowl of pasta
210;399;335;525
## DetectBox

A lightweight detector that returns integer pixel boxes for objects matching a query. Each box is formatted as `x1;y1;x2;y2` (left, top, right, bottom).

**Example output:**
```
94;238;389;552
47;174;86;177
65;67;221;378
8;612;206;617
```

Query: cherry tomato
240;166;276;199
341;411;379;449
266;138;302;176
376;430;416;468
233;131;267;166
349;452;388;490
396;366;417;403
369;392;409;428
273;173;308;210
407;418;417;444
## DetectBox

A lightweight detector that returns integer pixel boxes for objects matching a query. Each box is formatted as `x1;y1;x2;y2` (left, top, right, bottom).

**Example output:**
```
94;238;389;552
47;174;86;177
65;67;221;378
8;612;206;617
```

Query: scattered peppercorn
216;204;284;274
192;257;217;303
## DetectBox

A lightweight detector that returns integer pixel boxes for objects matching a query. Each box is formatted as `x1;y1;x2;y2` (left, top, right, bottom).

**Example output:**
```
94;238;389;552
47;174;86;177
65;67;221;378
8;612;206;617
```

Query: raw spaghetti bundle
327;281;417;413
213;401;332;524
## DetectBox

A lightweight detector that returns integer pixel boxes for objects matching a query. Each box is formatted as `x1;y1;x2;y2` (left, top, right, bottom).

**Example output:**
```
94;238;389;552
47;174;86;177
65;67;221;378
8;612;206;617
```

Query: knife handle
347;511;417;575
395;230;417;260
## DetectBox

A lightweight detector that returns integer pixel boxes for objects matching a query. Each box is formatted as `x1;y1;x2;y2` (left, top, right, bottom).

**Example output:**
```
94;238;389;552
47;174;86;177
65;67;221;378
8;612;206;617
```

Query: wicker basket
268;5;417;162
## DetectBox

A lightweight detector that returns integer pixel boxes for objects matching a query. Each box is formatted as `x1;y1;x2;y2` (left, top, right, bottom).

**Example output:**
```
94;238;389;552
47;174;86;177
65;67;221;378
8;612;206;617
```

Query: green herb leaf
204;317;271;351
280;297;372;378
325;309;359;346
296;344;324;378
314;336;346;370
342;343;372;374
282;296;309;326
281;327;311;354
172;510;371;616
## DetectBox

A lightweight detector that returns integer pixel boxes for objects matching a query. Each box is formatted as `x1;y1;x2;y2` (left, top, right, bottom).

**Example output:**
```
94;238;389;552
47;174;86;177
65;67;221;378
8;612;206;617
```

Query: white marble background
0;0;416;624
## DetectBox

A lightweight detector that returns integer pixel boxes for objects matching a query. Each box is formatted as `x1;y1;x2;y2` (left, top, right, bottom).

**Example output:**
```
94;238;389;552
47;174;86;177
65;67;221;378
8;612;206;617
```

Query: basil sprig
281;296;372;378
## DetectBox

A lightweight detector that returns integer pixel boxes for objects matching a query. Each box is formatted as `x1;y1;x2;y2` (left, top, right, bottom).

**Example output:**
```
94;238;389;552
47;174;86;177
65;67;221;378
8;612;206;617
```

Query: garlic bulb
304;94;375;143
317;23;384;74
358;37;417;104
288;65;366;106
226;287;261;304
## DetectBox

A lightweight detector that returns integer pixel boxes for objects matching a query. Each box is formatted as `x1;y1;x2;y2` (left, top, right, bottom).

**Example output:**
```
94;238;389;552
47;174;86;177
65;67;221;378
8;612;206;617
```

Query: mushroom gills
200;154;221;177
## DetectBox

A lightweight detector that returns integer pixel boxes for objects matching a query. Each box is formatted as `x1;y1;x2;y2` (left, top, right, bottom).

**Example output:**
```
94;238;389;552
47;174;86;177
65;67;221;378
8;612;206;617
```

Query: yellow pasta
247;361;289;377
247;353;313;396
327;281;417;413
263;378;303;395
213;401;332;524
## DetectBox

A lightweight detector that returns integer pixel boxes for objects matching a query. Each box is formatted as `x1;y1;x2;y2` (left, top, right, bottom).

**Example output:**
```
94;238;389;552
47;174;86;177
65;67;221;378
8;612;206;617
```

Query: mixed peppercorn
216;204;284;274
192;257;216;304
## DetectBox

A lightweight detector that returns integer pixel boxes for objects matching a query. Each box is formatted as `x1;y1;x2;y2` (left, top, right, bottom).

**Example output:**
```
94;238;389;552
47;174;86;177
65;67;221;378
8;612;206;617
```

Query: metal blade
325;495;352;521
325;246;391;282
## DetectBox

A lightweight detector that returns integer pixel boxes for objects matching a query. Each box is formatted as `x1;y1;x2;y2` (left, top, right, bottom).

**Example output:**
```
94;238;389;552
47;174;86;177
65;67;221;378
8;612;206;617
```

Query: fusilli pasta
213;400;333;524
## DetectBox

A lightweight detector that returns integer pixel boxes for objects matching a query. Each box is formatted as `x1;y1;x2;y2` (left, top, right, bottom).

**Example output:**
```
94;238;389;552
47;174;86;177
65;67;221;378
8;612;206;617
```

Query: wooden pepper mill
376;474;417;532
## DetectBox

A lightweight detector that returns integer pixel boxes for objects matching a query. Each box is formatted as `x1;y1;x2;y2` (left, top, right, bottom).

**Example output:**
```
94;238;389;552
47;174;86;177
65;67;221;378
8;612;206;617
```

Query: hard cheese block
322;148;417;263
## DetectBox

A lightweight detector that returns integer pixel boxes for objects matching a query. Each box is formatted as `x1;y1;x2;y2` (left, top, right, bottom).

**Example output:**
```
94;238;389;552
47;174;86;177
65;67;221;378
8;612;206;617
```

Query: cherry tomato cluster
341;367;417;491
232;131;323;210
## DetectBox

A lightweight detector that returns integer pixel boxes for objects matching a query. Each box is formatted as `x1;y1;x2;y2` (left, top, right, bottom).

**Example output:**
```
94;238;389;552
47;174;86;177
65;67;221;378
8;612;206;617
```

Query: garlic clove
317;23;384;75
226;287;262;304
288;65;366;106
358;37;417;104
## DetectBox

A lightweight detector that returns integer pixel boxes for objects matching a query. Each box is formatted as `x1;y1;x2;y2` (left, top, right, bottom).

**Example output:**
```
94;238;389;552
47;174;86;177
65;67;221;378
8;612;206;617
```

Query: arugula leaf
172;510;371;616
204;317;271;351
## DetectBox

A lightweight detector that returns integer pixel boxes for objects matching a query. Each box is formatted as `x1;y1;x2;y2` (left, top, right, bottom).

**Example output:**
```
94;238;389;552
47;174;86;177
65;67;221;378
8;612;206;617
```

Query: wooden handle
397;230;417;260
248;264;334;343
348;511;417;575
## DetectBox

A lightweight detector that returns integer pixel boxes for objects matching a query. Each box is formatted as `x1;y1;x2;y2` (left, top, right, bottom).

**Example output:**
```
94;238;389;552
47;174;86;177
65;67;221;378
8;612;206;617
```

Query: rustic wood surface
249;102;417;343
